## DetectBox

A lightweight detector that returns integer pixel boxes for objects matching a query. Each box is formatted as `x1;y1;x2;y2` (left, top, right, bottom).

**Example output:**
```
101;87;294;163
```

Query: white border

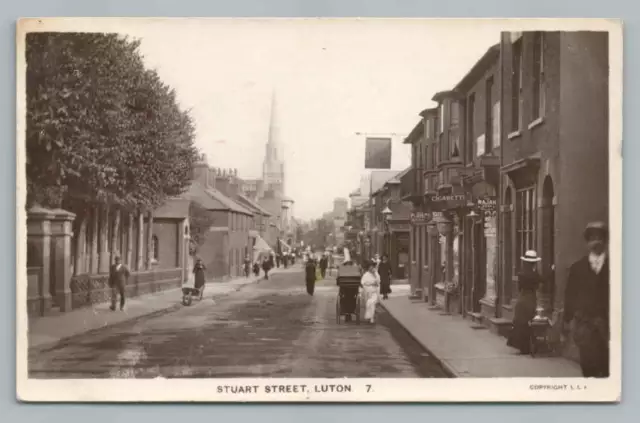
15;18;623;403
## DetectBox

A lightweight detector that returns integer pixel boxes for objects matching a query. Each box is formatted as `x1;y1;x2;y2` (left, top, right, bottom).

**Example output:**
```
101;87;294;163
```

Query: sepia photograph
16;18;622;402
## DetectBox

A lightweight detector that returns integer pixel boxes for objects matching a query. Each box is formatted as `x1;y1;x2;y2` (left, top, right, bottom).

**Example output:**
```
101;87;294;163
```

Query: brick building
187;162;255;279
399;31;609;359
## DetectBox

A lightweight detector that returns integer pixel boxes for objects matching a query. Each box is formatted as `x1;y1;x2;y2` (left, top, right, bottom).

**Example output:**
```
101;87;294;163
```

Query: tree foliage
188;201;215;255
26;32;198;212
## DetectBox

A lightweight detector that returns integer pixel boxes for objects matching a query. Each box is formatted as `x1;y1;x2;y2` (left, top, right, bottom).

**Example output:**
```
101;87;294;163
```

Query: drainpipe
497;34;506;318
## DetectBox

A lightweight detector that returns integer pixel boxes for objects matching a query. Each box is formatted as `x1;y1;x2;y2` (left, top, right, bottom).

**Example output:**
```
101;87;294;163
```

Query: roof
236;194;272;216
184;181;253;216
403;119;425;145
363;170;400;197
454;44;500;93
205;187;253;216
153;198;190;219
385;167;412;185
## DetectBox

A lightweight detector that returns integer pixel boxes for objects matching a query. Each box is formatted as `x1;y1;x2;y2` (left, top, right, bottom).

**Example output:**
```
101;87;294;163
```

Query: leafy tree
25;32;198;212
188;201;216;256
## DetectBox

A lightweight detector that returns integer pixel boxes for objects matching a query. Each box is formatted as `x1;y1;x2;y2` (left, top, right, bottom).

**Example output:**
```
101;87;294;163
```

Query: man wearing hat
563;221;610;378
109;255;130;311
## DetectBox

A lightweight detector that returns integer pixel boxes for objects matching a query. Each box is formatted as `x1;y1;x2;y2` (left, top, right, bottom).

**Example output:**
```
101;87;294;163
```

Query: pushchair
181;276;204;306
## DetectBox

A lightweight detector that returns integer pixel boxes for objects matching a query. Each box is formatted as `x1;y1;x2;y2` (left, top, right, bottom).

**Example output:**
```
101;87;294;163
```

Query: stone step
468;312;484;323
488;317;513;337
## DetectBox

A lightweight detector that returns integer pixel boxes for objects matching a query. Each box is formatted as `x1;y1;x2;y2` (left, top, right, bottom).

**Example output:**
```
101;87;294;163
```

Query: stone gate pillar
27;206;54;316
50;208;76;312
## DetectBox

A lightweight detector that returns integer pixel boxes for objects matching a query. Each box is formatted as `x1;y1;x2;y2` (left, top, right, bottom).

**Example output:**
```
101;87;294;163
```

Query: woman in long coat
378;255;392;300
507;250;543;354
193;258;206;299
305;258;317;296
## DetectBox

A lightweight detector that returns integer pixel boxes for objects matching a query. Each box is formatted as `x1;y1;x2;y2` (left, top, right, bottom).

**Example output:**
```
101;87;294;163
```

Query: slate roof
236;194;272;217
184;181;253;216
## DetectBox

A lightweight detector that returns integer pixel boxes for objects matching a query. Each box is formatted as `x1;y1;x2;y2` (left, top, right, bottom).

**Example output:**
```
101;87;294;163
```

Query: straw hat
520;250;542;262
584;221;608;241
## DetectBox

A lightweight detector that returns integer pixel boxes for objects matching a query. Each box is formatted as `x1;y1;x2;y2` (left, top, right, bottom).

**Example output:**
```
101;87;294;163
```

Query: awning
253;235;271;253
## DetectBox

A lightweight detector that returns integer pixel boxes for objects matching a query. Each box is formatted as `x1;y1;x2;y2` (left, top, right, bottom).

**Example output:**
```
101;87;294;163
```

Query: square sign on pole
364;137;392;169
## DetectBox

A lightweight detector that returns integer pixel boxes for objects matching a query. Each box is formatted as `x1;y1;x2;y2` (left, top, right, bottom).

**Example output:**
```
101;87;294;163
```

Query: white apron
361;271;380;321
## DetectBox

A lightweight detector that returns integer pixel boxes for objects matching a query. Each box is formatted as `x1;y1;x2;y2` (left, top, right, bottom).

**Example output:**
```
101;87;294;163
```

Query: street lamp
382;206;393;221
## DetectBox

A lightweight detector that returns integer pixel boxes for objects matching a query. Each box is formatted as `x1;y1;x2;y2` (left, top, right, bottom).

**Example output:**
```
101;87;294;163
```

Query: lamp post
382;206;392;258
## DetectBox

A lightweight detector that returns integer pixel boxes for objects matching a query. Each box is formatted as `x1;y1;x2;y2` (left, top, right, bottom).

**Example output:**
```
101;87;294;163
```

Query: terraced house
400;30;609;360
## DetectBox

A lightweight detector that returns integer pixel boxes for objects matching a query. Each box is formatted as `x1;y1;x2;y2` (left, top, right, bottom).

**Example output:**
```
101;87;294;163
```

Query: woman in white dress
360;260;381;324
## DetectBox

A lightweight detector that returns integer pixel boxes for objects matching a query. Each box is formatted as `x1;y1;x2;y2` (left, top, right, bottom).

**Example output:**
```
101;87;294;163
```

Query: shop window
439;104;445;134
532;32;546;121
511;38;523;133
515;186;536;272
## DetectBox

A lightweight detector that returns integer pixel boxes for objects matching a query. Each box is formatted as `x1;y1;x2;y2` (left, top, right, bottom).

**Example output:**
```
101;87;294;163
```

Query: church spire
267;90;280;161
263;89;285;196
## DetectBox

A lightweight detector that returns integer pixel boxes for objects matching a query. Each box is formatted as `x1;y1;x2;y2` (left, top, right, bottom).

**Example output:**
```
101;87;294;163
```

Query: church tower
262;91;285;197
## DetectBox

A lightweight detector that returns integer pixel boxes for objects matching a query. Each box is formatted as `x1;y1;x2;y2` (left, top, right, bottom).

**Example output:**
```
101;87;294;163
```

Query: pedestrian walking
378;254;392;300
361;260;380;324
253;261;260;277
507;250;543;354
109;255;130;311
262;256;272;280
563;221;610;378
243;255;251;278
305;257;317;296
319;254;328;279
193;258;206;300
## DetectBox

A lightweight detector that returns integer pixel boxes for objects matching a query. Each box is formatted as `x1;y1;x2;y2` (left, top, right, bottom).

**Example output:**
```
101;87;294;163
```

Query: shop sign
427;193;468;210
410;211;431;225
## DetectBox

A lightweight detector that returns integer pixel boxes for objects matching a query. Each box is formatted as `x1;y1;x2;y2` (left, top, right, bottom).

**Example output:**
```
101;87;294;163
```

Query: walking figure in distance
109;255;130;311
378;254;392;300
319;253;328;279
563;221;610;378
305;256;317;296
193;258;206;300
262;256;272;280
507;250;543;354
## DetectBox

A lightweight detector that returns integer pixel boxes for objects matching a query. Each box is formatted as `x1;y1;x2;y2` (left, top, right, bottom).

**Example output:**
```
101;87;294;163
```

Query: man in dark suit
109;255;130;311
563;221;610;378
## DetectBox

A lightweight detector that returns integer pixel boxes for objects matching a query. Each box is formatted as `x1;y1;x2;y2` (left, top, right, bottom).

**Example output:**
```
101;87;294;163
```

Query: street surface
29;268;449;378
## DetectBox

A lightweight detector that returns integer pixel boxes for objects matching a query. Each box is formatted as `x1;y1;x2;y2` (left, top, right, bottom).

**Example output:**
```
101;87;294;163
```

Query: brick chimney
192;160;209;187
214;168;230;195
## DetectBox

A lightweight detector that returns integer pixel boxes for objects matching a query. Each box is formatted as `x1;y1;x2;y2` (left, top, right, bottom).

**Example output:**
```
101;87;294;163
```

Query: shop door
472;221;486;312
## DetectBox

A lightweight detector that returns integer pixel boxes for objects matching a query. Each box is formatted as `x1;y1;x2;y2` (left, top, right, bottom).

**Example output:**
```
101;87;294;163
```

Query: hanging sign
410;211;431;225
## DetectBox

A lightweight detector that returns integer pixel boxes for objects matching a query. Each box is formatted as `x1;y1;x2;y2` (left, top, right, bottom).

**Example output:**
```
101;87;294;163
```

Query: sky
72;19;501;220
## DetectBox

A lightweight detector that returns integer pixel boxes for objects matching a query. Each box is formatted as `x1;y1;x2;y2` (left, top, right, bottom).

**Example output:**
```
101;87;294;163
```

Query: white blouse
361;271;380;288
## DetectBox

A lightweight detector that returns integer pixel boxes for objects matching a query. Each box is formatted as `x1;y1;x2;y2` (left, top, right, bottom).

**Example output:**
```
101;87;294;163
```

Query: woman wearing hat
507;250;544;354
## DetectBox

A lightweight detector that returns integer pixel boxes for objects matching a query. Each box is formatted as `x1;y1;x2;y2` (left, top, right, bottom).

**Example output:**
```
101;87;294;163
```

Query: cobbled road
29;268;449;378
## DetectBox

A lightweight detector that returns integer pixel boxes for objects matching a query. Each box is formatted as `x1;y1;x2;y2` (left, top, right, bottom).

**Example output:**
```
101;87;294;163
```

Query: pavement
28;269;448;378
379;284;583;378
28;265;299;352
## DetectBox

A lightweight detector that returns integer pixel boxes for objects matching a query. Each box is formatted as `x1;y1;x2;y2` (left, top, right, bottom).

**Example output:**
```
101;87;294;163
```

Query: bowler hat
584;221;608;240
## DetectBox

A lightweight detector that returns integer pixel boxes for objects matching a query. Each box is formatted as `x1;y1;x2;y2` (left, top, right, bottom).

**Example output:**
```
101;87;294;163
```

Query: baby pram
181;274;204;306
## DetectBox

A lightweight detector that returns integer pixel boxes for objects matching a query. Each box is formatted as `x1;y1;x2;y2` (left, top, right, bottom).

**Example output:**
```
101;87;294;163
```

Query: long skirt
363;287;379;321
380;277;391;296
507;290;537;353
306;278;315;295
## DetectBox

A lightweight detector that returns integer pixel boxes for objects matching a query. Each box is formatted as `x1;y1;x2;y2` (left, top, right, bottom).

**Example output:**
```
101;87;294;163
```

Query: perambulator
182;264;205;306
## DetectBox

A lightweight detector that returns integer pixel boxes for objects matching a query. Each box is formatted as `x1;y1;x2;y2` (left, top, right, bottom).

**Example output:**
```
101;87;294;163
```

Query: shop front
425;190;468;314
461;163;504;330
